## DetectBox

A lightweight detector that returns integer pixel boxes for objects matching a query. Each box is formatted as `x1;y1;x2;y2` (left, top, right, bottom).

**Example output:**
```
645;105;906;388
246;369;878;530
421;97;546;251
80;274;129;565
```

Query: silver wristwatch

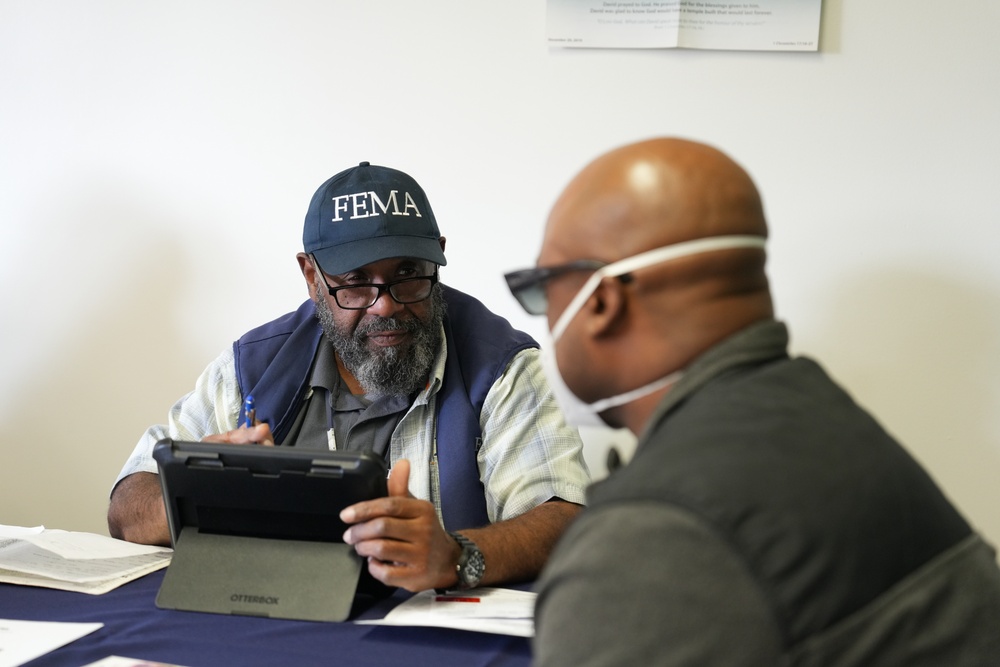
449;531;485;590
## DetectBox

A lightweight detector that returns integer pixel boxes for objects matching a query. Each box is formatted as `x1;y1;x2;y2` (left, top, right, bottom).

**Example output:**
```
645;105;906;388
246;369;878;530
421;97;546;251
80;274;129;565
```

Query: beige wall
2;1;998;552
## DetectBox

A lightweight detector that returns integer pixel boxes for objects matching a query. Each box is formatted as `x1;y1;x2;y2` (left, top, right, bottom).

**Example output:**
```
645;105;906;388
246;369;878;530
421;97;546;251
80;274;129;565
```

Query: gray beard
313;283;446;398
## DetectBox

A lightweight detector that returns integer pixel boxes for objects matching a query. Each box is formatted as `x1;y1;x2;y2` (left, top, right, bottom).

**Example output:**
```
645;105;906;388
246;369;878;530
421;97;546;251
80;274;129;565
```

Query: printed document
0;618;102;667
356;587;535;637
0;525;171;595
548;0;823;51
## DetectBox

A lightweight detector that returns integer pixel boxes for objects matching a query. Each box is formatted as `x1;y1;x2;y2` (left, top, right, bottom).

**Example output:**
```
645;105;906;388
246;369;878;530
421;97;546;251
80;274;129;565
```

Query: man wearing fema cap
108;162;590;592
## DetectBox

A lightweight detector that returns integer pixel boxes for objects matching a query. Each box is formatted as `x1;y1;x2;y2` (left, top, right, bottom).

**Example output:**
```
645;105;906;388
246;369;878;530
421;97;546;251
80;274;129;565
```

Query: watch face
461;548;485;587
452;533;485;589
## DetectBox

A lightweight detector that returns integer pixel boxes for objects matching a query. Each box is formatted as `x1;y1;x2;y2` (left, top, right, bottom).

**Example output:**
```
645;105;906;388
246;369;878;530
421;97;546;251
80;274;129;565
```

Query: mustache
355;315;421;338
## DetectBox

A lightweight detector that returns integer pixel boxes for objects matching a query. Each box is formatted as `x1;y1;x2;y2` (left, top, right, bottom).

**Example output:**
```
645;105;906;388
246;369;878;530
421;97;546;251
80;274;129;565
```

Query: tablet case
152;439;388;622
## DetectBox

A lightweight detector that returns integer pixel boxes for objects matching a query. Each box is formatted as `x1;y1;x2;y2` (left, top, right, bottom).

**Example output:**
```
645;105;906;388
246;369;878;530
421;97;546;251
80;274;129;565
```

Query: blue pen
243;394;255;428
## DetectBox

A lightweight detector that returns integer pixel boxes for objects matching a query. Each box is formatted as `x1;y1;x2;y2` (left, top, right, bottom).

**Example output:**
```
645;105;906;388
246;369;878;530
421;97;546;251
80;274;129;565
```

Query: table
0;571;531;666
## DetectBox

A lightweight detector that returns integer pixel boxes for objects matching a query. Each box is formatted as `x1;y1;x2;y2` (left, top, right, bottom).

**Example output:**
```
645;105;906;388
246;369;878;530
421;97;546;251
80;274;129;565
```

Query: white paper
356;587;536;637
0;561;170;595
0;525;45;538
0;526;171;594
548;0;823;52
81;656;189;667
18;530;171;560
0;618;102;667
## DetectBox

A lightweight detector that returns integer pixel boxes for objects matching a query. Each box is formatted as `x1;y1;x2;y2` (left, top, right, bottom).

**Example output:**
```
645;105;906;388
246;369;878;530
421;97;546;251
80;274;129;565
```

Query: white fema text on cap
330;190;423;222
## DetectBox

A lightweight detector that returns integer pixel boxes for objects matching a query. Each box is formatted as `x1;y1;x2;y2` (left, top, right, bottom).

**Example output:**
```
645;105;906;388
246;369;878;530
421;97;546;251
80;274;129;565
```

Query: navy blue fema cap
303;161;447;276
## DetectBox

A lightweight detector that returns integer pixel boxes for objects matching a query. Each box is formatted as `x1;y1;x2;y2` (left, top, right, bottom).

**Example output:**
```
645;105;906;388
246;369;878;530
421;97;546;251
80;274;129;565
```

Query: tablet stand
156;527;364;622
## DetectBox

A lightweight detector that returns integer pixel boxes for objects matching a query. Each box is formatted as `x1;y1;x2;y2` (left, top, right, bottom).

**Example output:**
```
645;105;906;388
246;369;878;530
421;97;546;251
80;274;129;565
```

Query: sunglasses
503;260;607;315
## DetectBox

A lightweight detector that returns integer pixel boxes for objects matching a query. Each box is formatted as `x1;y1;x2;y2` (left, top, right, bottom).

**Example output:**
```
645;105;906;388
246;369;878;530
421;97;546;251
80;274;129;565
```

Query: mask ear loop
587;369;684;414
550;235;766;342
550;271;607;342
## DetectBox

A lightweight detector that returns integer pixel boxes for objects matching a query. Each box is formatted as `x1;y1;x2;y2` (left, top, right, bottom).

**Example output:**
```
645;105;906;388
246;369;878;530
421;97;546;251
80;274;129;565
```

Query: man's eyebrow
334;260;428;282
329;268;368;283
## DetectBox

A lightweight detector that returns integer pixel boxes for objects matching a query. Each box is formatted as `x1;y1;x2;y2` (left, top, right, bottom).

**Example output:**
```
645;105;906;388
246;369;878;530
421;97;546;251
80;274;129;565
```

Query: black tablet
152;438;388;545
151;439;390;622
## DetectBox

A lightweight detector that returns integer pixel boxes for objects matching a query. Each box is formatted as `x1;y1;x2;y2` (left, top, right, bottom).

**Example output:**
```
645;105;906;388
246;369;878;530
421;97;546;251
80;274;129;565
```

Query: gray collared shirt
283;340;411;457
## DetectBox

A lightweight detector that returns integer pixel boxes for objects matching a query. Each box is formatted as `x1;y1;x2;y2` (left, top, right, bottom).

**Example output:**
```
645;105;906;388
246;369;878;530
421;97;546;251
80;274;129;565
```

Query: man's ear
296;253;319;301
584;278;627;339
438;236;447;254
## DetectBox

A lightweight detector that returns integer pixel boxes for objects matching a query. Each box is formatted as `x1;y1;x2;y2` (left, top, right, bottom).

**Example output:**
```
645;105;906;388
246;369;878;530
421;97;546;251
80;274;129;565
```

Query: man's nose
365;287;406;318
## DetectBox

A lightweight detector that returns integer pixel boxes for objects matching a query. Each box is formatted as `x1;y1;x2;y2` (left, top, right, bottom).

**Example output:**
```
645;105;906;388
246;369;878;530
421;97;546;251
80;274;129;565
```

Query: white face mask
541;343;683;428
542;235;767;428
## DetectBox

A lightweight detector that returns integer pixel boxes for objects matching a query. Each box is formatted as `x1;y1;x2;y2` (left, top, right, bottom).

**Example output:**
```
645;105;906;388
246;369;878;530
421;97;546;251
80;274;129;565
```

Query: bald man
506;138;1000;666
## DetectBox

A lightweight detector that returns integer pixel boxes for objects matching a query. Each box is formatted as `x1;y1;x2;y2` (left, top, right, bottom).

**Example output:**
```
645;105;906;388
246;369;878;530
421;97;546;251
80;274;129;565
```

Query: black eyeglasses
314;258;439;310
504;260;606;315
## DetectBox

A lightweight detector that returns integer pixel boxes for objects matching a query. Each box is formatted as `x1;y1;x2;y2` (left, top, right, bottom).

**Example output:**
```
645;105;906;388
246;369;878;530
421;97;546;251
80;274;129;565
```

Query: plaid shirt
116;332;590;525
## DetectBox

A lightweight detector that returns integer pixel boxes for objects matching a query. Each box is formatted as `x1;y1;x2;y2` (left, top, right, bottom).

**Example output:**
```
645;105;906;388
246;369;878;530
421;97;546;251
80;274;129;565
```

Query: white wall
2;1;998;551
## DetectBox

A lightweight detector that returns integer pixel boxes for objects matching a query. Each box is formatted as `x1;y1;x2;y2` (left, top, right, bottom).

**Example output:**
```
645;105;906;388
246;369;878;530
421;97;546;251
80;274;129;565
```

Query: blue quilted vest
232;285;537;531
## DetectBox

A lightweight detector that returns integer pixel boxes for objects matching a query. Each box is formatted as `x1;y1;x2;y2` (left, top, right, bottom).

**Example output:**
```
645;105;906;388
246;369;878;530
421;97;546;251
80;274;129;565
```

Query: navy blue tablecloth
0;571;531;666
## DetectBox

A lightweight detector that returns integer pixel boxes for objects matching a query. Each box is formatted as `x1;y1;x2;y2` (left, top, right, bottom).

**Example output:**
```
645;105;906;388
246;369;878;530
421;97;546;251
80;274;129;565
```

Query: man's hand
340;459;462;592
109;422;275;545
202;422;275;446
